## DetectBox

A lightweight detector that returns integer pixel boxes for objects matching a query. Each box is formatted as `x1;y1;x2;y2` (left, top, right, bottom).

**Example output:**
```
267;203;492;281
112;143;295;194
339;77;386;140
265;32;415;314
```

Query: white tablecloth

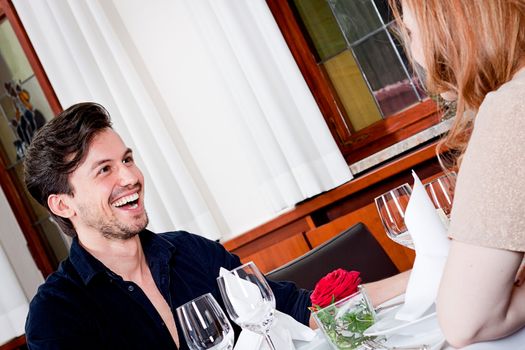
294;329;330;350
296;326;525;350
295;296;525;350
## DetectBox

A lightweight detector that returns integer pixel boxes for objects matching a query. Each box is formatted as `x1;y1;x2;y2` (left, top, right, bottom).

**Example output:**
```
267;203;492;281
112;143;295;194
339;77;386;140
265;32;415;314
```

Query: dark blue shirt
25;230;312;350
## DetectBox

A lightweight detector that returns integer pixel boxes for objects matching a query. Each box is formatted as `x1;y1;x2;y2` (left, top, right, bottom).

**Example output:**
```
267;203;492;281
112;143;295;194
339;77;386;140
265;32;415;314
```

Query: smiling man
23;102;316;350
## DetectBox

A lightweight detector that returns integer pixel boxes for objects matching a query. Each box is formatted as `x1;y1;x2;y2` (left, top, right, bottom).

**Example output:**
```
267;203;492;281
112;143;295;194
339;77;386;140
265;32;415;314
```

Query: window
0;1;63;276
267;0;444;166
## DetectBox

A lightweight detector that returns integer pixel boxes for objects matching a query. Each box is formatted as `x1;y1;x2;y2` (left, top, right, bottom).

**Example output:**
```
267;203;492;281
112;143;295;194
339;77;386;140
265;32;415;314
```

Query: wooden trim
223;141;439;251
0;155;55;277
0;0;58;277
0;335;26;350
0;0;62;115
343;99;440;163
345;100;437;147
238;233;311;273
231;218;311;258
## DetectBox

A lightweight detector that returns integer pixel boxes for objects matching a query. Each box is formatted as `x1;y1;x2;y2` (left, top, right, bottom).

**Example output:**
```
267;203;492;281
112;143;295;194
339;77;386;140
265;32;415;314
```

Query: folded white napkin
219;267;316;349
395;171;450;321
234;311;316;350
219;267;265;324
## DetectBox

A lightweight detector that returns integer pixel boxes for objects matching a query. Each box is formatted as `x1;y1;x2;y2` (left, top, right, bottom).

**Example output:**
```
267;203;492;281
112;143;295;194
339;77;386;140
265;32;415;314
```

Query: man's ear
47;194;75;219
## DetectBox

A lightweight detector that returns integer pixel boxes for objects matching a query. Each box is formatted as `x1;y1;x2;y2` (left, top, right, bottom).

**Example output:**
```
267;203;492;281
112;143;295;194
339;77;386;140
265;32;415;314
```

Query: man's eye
123;156;134;164
99;165;110;174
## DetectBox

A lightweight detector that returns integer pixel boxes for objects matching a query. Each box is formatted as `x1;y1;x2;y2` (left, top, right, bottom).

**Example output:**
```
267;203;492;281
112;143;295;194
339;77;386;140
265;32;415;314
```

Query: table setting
331;170;452;350
302;170;525;350
175;171;525;349
217;262;317;350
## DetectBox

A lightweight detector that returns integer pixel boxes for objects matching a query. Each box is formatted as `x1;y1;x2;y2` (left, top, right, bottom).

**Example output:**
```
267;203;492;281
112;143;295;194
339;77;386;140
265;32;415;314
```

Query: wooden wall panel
239;233;310;273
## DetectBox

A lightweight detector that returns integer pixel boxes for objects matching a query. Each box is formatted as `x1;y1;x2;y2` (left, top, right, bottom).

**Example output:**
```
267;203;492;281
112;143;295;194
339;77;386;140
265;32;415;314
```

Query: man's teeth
112;193;139;207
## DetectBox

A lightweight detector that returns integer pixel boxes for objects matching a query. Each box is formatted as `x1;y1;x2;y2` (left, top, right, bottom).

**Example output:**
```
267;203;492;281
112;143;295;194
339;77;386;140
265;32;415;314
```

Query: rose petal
310;269;361;308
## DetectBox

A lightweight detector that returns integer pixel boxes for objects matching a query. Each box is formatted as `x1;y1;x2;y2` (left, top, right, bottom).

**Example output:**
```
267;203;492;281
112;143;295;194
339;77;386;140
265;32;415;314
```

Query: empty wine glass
217;261;277;350
374;183;414;249
424;172;457;226
176;293;234;350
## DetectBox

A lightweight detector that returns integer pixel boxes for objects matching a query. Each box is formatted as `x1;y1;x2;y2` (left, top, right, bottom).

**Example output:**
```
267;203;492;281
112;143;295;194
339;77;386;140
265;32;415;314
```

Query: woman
390;0;525;347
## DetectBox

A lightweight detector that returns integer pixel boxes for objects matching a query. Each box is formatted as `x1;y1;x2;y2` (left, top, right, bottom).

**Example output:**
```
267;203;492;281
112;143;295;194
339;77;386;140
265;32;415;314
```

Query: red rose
310;269;361;308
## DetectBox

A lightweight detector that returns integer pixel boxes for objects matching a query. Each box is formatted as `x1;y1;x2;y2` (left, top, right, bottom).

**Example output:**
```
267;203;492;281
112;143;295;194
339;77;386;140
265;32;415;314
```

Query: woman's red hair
390;0;525;168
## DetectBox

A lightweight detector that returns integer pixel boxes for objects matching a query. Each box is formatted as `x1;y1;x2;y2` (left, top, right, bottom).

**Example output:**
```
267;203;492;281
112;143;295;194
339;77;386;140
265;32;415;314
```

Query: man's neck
78;232;149;282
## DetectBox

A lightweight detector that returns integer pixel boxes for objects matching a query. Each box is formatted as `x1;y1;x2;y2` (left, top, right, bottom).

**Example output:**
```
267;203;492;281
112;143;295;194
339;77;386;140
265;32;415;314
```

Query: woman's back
450;68;525;252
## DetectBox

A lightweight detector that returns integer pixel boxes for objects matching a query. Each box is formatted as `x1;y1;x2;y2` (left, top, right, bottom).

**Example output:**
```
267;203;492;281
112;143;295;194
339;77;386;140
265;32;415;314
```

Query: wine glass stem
263;332;276;350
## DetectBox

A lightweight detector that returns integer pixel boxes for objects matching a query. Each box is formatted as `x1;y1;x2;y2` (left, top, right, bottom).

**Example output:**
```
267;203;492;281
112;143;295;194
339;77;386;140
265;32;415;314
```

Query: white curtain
13;0;352;240
0;188;41;345
0;245;28;345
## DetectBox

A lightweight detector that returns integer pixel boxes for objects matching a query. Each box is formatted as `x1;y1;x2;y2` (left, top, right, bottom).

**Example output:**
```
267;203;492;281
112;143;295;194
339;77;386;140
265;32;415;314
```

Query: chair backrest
266;222;399;290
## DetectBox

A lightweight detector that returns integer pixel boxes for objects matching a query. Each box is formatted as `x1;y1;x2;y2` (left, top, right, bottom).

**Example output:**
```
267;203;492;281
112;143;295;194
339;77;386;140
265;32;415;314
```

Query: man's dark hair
24;102;113;237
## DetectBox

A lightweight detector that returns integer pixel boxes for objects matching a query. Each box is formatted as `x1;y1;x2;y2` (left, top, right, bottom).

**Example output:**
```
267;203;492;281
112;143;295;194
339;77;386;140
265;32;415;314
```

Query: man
24;102;407;349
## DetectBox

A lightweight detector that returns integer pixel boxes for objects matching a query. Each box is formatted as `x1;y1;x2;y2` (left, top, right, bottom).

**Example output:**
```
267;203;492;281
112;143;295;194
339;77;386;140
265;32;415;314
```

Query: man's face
67;128;148;240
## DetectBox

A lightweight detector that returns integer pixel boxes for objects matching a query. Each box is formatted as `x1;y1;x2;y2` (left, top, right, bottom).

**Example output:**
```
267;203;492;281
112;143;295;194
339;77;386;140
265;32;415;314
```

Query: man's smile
111;192;140;209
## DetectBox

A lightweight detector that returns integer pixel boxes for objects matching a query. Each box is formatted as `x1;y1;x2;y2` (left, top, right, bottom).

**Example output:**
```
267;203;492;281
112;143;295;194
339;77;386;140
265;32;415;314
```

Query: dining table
292;294;525;350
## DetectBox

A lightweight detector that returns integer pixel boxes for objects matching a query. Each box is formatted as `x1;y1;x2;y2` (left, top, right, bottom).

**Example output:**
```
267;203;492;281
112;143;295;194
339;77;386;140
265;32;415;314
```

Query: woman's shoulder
480;70;525;117
473;71;525;139
450;71;525;252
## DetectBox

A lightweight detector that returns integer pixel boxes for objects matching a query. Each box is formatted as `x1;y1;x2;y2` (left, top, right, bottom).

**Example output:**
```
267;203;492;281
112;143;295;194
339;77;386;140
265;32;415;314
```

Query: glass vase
312;286;377;350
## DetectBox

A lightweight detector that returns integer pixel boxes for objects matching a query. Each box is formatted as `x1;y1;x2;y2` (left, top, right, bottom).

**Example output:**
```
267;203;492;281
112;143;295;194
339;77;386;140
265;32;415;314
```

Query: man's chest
84;279;178;349
83;264;221;349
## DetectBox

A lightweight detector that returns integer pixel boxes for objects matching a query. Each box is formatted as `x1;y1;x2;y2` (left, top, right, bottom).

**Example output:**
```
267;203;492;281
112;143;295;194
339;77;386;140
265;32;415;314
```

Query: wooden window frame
0;0;62;278
266;0;441;164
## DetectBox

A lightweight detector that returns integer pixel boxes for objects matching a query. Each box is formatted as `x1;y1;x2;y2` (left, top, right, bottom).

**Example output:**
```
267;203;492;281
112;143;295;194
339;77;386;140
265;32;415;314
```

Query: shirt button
128;285;135;292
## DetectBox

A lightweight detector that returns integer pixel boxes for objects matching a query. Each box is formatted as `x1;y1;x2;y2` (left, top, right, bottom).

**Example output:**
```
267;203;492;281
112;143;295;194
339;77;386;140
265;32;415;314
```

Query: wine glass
424;172;457;226
217;261;277;350
374;183;414;249
176;293;234;350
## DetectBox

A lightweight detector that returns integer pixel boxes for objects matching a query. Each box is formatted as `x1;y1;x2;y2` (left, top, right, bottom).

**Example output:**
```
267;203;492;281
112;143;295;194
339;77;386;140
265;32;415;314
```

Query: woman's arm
362;270;411;307
515;257;525;286
437;240;525;348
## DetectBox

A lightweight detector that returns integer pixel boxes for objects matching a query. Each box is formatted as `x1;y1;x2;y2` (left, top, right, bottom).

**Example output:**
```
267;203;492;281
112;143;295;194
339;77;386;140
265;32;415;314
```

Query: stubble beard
79;204;150;241
100;211;150;240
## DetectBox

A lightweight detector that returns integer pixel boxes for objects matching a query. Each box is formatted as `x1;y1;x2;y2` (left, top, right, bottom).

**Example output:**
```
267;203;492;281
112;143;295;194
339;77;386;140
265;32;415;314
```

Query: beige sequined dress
449;70;525;252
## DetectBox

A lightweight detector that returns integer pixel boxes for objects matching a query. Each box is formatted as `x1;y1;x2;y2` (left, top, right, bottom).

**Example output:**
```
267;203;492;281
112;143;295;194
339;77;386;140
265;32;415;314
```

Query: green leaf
315;297;378;349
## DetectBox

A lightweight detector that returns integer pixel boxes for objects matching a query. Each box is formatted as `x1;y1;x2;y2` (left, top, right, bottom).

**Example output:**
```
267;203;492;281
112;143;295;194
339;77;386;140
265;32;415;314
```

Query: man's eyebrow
90;148;133;171
90;158;111;172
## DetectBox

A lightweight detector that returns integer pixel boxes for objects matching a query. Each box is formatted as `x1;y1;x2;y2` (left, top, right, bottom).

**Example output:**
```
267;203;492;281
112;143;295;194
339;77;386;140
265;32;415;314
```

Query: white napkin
219;267;316;349
219;267;265;324
234;311;316;350
395;171;450;321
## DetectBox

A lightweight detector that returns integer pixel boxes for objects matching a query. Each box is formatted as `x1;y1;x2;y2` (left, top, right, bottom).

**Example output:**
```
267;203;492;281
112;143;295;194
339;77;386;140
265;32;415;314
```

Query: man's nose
117;163;139;187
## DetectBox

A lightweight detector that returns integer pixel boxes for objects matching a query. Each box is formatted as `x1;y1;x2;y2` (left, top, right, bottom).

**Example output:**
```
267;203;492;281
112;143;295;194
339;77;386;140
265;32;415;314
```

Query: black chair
266;222;399;290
